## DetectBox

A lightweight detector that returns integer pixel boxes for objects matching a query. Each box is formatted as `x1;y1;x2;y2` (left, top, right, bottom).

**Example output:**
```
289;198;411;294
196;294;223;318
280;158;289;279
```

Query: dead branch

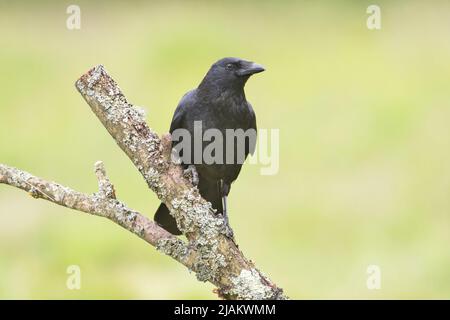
0;65;287;300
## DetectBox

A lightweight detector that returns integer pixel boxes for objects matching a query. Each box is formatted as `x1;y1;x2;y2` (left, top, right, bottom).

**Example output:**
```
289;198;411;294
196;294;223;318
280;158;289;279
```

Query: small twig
94;161;116;199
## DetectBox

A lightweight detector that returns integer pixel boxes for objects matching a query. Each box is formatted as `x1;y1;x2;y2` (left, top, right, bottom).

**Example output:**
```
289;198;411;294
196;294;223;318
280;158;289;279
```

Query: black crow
154;57;265;235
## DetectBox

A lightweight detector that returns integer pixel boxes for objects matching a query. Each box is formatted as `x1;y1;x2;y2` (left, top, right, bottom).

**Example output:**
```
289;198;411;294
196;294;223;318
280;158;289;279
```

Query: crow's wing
169;103;185;134
169;89;196;134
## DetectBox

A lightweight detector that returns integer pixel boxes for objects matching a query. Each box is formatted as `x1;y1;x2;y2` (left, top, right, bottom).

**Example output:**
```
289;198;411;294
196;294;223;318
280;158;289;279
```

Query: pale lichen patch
156;237;188;261
229;269;274;300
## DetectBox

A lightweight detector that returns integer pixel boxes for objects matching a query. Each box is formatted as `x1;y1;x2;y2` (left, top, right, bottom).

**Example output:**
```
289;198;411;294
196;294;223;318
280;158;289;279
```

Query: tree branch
0;162;190;264
0;65;287;300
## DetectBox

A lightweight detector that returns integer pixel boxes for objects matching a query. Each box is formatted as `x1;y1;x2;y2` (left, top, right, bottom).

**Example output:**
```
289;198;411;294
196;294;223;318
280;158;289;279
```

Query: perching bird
154;57;265;235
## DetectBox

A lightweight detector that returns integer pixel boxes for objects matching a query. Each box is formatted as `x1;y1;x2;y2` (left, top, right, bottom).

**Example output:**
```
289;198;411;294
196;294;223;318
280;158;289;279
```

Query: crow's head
199;57;265;92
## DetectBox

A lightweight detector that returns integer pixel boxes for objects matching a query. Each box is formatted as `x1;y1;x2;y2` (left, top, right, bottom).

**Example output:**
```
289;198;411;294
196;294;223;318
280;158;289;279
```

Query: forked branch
0;65;287;300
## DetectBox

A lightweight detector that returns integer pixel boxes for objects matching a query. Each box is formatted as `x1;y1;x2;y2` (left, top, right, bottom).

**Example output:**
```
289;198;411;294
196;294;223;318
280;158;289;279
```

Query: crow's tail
154;203;182;235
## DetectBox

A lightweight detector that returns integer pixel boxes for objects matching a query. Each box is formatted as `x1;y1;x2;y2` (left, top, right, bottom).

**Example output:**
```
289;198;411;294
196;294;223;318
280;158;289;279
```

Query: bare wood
0;65;287;300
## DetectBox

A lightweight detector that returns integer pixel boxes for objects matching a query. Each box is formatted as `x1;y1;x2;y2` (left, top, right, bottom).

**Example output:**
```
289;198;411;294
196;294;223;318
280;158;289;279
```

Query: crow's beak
237;62;265;76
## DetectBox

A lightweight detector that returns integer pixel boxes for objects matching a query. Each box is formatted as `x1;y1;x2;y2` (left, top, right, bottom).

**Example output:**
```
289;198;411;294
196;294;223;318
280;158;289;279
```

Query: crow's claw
221;213;235;240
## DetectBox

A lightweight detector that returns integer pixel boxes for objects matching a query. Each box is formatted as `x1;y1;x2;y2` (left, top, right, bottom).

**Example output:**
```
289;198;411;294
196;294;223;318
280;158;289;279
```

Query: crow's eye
226;63;234;71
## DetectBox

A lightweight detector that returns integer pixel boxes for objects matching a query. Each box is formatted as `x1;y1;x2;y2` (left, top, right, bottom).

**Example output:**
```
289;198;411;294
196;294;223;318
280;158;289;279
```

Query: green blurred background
0;0;449;299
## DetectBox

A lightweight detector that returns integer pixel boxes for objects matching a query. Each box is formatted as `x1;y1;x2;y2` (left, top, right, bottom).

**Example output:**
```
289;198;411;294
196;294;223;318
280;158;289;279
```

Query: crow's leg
183;165;199;186
222;195;229;225
222;195;234;239
220;180;234;239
